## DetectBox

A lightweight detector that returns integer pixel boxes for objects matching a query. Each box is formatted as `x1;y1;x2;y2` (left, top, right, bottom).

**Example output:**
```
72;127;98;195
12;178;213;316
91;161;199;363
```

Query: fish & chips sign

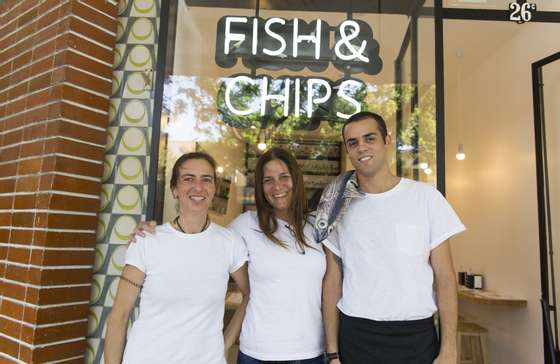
215;16;382;126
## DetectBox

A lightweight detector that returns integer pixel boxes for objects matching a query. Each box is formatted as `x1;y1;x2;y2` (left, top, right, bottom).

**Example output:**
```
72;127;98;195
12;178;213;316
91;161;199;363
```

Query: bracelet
120;275;143;289
325;352;339;362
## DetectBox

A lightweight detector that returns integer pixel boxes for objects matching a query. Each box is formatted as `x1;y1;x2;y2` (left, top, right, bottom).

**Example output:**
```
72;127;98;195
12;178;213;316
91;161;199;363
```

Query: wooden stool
457;321;488;364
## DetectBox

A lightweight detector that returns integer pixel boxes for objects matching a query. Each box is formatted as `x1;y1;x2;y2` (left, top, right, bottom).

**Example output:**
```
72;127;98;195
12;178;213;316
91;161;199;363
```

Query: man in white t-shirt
322;112;464;364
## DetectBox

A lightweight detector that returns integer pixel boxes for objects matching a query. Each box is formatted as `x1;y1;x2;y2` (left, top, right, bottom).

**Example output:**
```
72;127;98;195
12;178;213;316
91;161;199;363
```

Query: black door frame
533;50;560;364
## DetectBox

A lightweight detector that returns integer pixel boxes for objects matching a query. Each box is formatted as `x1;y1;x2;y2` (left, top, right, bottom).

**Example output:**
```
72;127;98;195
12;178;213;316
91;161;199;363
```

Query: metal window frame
533;50;560;364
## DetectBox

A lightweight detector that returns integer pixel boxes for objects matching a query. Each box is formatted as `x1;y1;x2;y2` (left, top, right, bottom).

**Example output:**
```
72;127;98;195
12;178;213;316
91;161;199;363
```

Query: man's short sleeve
428;188;466;250
229;230;248;273
124;237;148;273
321;228;342;258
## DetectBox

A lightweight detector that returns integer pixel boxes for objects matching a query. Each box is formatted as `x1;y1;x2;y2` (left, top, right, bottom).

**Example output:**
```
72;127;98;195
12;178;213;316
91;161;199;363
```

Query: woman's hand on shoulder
128;221;157;244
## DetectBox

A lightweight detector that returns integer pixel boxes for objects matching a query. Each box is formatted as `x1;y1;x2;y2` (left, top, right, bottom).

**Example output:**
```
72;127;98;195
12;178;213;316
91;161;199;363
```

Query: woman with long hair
229;147;326;364
104;152;249;364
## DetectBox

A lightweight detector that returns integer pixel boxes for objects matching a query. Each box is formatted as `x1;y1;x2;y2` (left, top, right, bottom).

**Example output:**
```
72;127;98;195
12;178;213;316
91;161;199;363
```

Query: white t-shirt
323;178;465;321
229;211;326;361
121;222;248;364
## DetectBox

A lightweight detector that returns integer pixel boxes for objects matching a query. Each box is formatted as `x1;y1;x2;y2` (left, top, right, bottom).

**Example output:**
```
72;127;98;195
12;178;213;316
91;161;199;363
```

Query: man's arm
323;247;343;364
431;241;458;364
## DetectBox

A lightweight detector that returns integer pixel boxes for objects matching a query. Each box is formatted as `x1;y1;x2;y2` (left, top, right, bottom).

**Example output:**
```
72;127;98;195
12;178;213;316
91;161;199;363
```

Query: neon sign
215;16;381;126
216;16;382;74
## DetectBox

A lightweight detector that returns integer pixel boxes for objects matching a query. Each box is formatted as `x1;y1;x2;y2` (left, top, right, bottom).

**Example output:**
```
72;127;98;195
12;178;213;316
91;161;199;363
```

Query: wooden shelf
458;287;527;307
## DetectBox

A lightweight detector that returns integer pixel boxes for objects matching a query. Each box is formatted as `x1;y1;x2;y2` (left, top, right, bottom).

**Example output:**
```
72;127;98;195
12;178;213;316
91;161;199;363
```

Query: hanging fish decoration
313;170;364;243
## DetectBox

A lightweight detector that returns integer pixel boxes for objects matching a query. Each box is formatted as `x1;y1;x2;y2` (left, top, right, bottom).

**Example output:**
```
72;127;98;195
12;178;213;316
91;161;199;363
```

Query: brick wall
0;0;117;362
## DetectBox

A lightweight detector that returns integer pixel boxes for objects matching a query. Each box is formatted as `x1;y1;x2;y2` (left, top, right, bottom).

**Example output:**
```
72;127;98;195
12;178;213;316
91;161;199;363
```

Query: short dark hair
342;111;388;141
170;152;217;189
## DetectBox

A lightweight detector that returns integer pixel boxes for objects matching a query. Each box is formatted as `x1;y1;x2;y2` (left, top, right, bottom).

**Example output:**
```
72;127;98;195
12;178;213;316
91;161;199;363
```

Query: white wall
444;20;560;363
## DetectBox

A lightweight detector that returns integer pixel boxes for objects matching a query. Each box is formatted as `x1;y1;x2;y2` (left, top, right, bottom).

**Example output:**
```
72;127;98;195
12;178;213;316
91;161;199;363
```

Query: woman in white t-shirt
229;147;326;364
104;152;249;364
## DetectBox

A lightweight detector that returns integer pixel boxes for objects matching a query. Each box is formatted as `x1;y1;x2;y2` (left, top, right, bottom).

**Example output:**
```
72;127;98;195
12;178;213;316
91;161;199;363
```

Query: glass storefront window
155;1;437;225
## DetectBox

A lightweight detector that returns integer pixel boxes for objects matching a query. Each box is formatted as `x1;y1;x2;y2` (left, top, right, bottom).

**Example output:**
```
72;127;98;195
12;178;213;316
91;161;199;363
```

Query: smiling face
343;118;391;178
262;159;293;218
172;158;216;214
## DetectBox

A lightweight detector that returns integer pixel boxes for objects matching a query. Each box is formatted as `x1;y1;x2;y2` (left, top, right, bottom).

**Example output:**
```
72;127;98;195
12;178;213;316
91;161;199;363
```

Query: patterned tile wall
86;0;161;362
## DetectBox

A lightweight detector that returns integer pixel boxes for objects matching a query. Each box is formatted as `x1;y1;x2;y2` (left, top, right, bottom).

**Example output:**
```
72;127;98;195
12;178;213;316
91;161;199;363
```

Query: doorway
534;50;560;364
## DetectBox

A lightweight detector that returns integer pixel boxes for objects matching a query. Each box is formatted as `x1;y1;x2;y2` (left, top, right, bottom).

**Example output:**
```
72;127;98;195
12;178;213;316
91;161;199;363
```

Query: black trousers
339;313;439;364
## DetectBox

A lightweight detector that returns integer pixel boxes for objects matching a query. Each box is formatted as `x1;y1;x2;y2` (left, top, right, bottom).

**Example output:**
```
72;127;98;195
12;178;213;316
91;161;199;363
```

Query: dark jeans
237;351;325;364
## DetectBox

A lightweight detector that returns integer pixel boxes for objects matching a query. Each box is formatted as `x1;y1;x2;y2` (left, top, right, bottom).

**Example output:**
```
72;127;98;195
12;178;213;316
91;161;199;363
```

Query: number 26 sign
509;1;537;24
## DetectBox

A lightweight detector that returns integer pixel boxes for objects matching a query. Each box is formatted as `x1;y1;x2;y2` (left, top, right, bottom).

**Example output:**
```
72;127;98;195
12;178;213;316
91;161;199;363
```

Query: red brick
37;0;63;16
56;66;112;96
2;129;23;146
0;298;25;321
33;17;67;46
6;246;31;265
0;334;19;359
4;263;29;283
8;228;34;246
0;144;20;163
28;72;52;93
26;88;51;110
0;162;17;179
5;98;26;118
71;1;116;33
30;56;55;80
19;140;45;158
12;51;33;70
44;213;98;230
0;196;13;209
49;194;100;213
0;279;28;302
69;17;114;47
7;82;28;102
17;157;43;174
46;120;106;147
66;33;113;64
0;212;13;226
45;137;104;161
15;175;39;192
35;321;88;344
33;338;86;363
52;174;102;195
12;211;35;228
14;195;36;210
31;36;59;62
22;121;48;141
0;177;16;194
42;230;96;248
61;84;109;112
34;304;89;325
38;285;91;305
53;101;109;129
0;14;18;38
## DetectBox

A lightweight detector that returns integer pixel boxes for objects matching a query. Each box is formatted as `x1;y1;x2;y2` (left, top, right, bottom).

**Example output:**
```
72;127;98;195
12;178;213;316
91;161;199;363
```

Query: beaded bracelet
120;275;143;289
